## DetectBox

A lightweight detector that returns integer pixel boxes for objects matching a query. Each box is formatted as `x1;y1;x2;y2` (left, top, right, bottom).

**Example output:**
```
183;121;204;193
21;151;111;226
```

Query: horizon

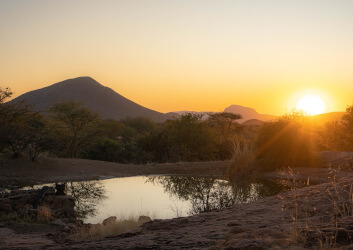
1;1;353;114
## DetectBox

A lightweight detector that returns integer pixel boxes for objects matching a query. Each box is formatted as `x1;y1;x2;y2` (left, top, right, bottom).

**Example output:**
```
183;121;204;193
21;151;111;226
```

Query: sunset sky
1;0;353;115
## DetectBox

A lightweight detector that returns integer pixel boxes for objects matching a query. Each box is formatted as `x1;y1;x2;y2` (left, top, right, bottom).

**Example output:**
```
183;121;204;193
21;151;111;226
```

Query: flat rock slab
0;228;55;249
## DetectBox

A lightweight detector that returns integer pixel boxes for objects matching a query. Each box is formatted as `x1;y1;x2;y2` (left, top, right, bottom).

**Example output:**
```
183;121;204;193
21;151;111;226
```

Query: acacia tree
207;112;243;159
50;102;99;158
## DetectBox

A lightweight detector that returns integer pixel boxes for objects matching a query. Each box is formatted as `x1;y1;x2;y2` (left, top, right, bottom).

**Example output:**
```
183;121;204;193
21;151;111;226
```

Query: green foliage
49;102;99;158
315;104;353;151
207;112;243;160
0;102;35;157
142;114;217;162
255;111;317;171
26;115;55;161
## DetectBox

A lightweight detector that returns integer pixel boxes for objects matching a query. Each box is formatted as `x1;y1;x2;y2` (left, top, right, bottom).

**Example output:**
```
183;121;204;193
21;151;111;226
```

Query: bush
255;112;317;171
228;137;256;179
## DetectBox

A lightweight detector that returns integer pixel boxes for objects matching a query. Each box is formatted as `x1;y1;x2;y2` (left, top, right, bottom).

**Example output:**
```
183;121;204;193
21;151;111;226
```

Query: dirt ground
0;156;230;187
1;151;353;249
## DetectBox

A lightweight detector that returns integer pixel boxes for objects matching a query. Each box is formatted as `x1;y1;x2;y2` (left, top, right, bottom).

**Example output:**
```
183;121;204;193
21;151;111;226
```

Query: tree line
1;86;353;172
0;87;247;163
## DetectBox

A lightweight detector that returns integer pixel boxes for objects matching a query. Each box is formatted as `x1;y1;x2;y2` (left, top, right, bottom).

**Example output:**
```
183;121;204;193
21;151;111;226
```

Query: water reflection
20;176;285;223
147;176;281;215
66;181;107;219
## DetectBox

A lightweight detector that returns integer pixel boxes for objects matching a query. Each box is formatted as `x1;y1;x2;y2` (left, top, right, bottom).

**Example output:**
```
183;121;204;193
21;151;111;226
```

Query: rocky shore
0;151;353;249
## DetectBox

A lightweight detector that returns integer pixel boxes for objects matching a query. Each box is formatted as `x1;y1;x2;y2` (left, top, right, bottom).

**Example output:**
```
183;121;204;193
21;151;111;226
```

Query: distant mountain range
9;76;345;125
9;77;172;122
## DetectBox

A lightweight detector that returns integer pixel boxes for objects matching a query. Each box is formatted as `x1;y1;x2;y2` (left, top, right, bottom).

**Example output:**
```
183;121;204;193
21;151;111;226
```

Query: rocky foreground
1;170;352;249
1;152;353;249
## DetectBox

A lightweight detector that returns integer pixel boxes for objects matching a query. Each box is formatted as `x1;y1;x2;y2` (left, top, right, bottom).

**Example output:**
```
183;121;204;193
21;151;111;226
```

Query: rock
51;219;66;227
63;208;76;218
0;223;4;228
62;225;71;233
75;220;84;227
0;204;12;212
103;216;117;226
67;223;75;229
138;215;152;224
228;226;249;235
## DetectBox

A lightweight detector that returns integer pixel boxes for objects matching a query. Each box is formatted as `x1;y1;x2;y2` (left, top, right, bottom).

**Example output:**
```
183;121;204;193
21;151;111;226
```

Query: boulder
138;215;152;224
103;216;117;226
51;218;66;227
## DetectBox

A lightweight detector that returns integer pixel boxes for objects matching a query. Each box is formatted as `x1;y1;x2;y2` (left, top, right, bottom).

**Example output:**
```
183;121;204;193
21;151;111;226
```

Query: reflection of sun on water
296;94;326;115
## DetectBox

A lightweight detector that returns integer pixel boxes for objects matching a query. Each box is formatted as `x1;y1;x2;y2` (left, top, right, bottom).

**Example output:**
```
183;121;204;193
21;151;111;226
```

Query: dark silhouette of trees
255;111;317;171
207;112;243;160
49;102;99;158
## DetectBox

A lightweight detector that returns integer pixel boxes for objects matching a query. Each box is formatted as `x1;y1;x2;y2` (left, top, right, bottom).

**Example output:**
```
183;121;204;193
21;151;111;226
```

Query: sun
296;94;326;115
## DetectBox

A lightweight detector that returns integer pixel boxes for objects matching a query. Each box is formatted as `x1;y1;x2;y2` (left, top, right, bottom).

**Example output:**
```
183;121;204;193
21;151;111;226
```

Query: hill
9;77;171;122
241;119;265;126
311;112;345;126
224;105;278;123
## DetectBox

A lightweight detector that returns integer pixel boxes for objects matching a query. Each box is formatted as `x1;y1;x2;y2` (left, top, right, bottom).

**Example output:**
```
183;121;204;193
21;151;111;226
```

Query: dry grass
71;215;151;242
228;137;255;180
36;205;52;222
287;167;353;249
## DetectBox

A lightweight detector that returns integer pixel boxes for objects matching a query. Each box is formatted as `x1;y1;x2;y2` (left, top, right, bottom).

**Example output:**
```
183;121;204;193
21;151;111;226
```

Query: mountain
224;105;278;123
9;77;171;122
241;119;265;126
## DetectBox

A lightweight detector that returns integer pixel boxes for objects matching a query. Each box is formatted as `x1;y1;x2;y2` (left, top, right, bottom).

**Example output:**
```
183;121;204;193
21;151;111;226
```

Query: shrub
255;112;317;171
228;137;256;179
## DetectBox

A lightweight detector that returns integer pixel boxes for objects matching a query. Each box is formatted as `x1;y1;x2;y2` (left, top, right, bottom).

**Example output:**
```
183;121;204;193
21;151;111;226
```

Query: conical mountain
10;77;170;122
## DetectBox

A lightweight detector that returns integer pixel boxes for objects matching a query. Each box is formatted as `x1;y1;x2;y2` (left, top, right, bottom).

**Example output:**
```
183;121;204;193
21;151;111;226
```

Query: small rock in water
103;216;117;226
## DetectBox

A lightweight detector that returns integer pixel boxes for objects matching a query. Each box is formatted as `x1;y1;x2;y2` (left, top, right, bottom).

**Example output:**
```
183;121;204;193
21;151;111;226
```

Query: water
22;175;284;224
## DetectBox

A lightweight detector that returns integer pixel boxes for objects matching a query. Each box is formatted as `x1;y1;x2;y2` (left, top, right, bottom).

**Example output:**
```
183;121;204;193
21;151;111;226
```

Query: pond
24;175;285;224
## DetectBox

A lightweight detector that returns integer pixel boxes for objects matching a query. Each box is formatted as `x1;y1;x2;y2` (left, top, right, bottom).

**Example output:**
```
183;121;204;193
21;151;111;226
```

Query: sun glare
296;94;326;115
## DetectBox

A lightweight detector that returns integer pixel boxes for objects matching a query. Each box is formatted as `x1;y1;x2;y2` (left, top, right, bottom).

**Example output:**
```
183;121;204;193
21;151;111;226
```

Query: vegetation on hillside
1;86;353;173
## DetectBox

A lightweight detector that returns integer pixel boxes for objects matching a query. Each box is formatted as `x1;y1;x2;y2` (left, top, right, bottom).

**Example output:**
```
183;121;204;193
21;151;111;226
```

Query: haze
1;0;353;115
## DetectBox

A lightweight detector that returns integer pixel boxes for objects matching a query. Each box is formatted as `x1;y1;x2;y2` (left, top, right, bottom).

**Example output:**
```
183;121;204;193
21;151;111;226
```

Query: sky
1;0;353;115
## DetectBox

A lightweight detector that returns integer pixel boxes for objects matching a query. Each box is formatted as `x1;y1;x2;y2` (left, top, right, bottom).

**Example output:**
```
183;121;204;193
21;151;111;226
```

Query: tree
50;102;99;158
0;101;35;157
26;115;55;161
0;87;12;103
143;114;217;162
207;112;243;160
207;112;242;137
341;104;353;150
